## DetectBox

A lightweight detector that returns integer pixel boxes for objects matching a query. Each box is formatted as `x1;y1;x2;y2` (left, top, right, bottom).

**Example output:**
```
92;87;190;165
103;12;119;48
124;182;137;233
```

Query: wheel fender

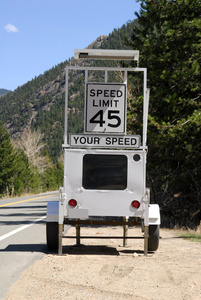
46;201;59;222
149;204;160;225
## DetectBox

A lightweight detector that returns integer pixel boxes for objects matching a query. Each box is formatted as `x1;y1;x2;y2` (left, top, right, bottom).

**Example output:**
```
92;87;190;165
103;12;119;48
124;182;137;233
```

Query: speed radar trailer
46;49;160;255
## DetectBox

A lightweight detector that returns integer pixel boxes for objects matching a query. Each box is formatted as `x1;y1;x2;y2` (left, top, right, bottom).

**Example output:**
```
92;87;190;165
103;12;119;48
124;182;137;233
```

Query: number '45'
89;110;121;128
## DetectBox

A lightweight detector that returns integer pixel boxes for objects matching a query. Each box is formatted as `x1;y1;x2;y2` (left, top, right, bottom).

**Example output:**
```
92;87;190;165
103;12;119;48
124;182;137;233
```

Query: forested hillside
0;23;134;161
0;0;200;227
0;89;10;97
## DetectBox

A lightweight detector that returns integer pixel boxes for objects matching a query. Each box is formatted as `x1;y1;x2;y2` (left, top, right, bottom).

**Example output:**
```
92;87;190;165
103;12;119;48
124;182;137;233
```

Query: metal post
76;220;80;246
143;189;150;255
105;69;108;83
58;224;63;255
58;187;65;255
144;226;149;256
143;68;147;148
123;216;128;247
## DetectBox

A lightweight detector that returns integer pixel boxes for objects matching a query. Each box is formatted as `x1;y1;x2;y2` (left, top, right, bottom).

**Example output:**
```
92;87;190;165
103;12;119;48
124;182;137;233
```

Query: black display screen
83;154;127;190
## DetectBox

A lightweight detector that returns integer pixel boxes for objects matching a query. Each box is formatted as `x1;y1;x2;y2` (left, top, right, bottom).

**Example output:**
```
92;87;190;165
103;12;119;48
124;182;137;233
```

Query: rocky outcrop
87;35;108;49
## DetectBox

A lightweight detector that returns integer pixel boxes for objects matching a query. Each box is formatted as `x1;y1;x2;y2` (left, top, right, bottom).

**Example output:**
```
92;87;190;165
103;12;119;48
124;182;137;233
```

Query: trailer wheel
148;225;159;251
46;222;58;251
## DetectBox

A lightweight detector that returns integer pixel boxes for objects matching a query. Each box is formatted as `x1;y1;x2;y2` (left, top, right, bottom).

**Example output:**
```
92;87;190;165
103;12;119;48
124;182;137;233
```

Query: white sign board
70;134;141;148
85;83;126;133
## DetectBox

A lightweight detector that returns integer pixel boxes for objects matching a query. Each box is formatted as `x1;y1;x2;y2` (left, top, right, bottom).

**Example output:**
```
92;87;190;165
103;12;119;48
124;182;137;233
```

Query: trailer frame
46;50;160;255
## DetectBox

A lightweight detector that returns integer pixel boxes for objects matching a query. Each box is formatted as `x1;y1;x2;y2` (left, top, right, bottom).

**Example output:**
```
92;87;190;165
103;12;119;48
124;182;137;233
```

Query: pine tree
0;122;19;196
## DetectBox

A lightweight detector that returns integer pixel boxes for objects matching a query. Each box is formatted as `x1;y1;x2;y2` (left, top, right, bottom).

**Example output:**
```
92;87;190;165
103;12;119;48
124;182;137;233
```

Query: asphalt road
0;191;59;299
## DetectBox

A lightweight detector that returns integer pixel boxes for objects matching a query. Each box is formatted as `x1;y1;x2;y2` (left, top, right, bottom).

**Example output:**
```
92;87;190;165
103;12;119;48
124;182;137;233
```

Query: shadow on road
0;243;48;253
0;243;151;256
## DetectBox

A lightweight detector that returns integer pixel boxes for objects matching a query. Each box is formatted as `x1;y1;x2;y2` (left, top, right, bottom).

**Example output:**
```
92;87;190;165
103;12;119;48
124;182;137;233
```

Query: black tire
148;225;160;251
46;222;58;251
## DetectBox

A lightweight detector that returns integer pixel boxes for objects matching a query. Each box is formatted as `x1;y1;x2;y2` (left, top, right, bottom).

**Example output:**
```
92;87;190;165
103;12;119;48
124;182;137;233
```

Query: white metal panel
149;204;161;225
64;148;146;217
68;208;89;219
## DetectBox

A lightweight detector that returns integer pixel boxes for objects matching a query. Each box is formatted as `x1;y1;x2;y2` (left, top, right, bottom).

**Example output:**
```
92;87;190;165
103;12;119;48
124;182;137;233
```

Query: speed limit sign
85;83;126;133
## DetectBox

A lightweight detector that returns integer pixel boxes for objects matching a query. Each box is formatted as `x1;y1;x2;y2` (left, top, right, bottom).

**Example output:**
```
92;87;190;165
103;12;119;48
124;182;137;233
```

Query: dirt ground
3;226;201;300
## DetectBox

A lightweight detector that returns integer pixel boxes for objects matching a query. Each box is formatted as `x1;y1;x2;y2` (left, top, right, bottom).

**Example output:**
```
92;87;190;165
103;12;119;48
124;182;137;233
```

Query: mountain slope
0;89;11;97
0;21;135;162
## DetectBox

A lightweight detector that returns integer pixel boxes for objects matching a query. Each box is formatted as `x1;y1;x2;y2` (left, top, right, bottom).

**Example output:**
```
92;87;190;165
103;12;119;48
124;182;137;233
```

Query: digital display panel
83;154;127;190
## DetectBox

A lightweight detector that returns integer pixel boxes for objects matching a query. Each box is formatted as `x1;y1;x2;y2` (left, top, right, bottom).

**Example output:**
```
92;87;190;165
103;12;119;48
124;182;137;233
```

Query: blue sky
1;0;140;91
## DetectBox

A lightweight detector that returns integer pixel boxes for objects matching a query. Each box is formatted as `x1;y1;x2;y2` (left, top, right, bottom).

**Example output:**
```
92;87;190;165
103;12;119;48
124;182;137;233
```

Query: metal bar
143;88;150;147
84;69;88;133
63;236;144;239
64;67;68;145
62;144;146;150
124;71;128;135
105;69;108;83
64;220;139;226
67;66;146;72
124;70;127;84
142;68;147;148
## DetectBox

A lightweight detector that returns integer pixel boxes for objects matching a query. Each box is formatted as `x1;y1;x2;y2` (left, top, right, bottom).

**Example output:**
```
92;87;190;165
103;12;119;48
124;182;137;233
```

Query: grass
170;221;201;243
172;224;201;243
179;232;201;243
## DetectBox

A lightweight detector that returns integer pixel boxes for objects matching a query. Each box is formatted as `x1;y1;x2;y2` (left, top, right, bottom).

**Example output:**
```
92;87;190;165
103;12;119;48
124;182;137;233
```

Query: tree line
0;122;63;197
126;0;201;227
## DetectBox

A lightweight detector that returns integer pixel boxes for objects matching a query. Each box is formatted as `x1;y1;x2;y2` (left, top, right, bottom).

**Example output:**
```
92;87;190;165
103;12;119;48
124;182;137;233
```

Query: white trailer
46;49;160;255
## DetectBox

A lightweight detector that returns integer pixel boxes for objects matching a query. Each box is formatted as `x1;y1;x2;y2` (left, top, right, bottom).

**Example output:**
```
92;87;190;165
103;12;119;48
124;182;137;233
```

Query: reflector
68;199;77;207
131;200;140;209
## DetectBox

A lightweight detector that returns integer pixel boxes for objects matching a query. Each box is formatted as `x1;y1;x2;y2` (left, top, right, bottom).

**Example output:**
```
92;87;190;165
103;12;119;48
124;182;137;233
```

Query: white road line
0;216;46;242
